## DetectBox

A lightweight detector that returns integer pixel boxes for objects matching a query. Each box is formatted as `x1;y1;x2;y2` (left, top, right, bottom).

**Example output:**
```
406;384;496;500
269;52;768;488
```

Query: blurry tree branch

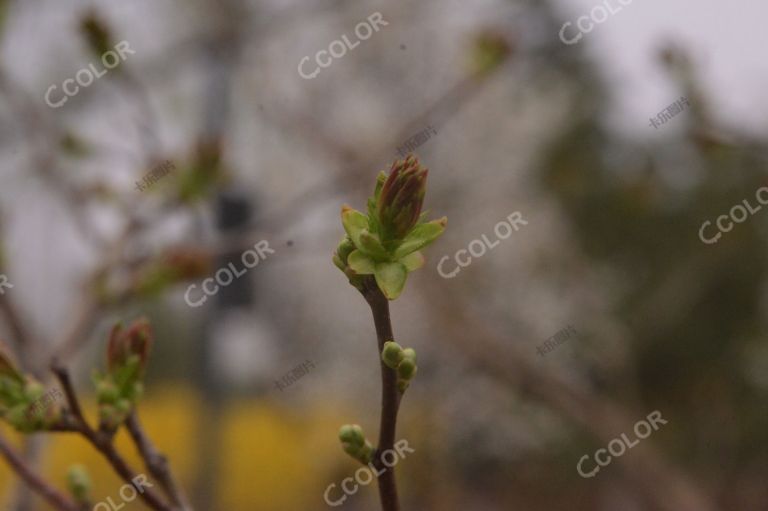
420;280;719;511
50;359;180;511
0;432;79;511
126;411;191;511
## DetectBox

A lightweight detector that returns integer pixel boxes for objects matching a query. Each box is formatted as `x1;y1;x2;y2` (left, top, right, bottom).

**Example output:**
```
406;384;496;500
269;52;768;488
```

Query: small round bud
115;398;132;415
381;341;404;369
22;381;45;401
397;359;417;381
336;238;355;263
332;254;346;272
339;424;365;448
359;440;375;464
67;464;92;503
401;348;417;364
342;442;361;458
96;380;119;403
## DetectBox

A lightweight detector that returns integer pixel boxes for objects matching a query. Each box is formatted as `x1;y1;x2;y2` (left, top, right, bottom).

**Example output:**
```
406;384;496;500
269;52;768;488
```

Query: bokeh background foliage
1;0;767;509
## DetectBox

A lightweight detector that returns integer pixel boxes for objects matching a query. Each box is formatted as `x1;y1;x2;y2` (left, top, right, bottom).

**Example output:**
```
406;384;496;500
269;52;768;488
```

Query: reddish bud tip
378;156;429;241
107;319;153;373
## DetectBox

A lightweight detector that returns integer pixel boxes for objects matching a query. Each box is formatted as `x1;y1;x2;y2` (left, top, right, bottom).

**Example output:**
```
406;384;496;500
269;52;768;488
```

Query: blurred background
0;0;767;509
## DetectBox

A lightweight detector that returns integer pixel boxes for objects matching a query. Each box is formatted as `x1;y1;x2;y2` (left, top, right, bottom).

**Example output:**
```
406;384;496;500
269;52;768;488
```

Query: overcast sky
556;0;768;138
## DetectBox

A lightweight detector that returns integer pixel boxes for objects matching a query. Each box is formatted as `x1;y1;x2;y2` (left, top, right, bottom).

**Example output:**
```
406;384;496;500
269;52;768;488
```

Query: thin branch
126;411;191;510
361;278;401;511
50;362;174;511
50;360;88;427
0;431;79;511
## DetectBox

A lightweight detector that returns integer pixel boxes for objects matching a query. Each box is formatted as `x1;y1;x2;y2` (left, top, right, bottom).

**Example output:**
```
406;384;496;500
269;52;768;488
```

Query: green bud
99;404;121;429
336;237;355;264
335;156;447;298
114;398;132;415
401;348;417;363
397;358;417;381
339;424;365;448
342;441;360;458
341;206;369;249
381;341;404;369
339;424;375;464
358;440;375;464
332;254;346;273
96;379;119;403
6;404;32;431
22;381;44;402
67;465;91;503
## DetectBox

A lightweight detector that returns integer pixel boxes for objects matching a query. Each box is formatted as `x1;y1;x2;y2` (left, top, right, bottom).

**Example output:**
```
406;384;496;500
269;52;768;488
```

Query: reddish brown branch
0;431;79;511
50;361;174;511
126;411;191;510
361;278;402;511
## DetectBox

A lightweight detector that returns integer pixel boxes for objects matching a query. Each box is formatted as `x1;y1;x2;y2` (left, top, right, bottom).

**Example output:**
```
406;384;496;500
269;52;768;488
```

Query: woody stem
361;277;402;511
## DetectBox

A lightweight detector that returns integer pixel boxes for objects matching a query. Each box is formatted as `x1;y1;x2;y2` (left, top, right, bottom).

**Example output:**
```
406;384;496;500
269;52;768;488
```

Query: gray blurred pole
191;1;247;507
193;190;254;509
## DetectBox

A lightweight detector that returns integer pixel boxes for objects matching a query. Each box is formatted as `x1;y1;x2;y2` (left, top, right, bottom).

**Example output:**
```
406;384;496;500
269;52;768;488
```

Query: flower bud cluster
0;343;62;431
381;341;418;392
95;319;153;430
334;155;446;300
338;424;375;464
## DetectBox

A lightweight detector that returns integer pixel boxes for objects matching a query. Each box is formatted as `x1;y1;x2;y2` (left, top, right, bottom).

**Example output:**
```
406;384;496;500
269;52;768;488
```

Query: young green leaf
374;262;408;300
393;217;447;259
348;250;376;275
358;230;389;260
341;206;369;247
399;251;425;272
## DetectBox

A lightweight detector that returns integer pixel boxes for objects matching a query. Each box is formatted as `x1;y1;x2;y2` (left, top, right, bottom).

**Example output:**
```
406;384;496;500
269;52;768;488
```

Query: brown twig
360;277;402;511
50;361;174;511
0;431;79;511
126;411;191;510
